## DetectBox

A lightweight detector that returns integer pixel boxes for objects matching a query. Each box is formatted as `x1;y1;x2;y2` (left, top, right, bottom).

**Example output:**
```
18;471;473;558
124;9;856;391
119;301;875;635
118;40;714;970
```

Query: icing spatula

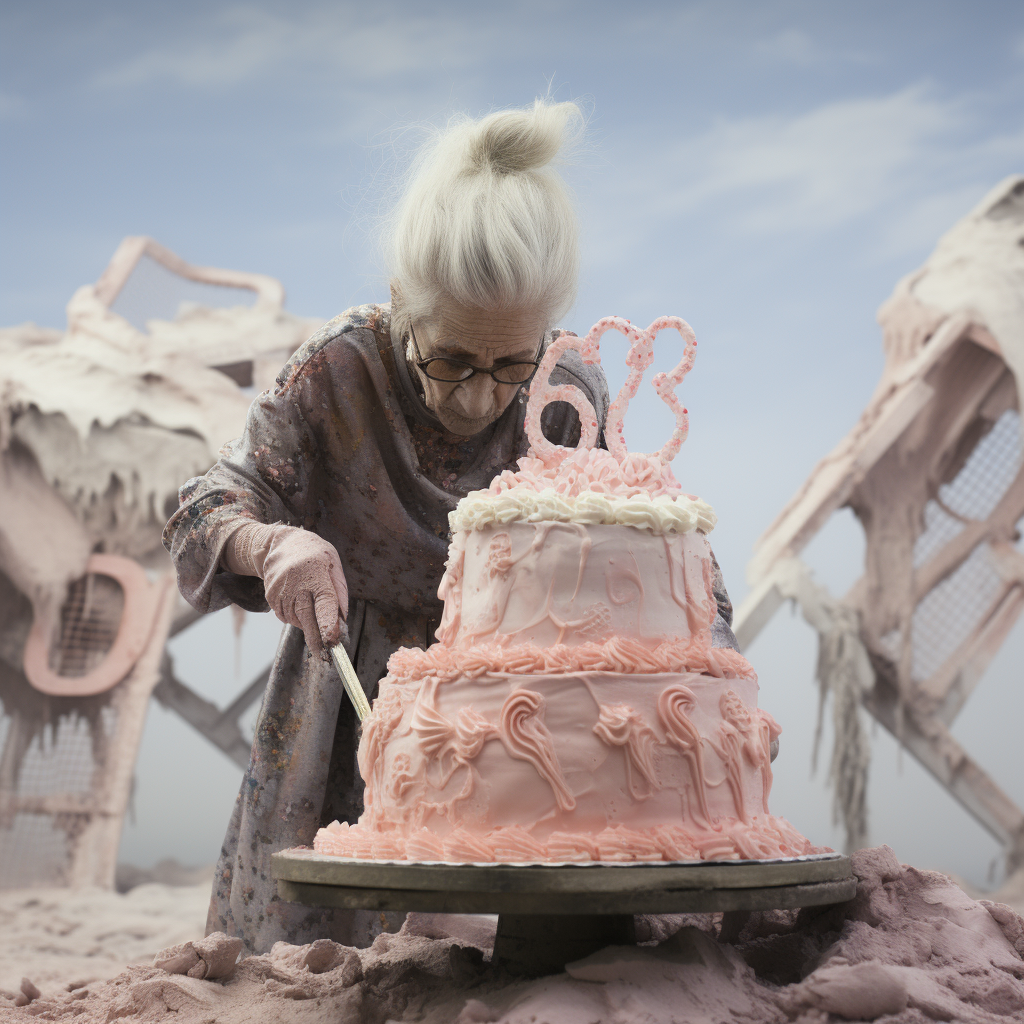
329;641;372;722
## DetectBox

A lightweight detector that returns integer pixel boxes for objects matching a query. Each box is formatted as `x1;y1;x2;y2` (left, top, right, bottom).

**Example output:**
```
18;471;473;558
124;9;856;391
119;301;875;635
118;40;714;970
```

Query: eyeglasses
408;324;542;385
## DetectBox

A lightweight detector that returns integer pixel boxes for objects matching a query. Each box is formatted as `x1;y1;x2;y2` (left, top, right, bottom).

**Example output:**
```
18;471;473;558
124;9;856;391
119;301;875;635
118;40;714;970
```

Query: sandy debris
4;847;1024;1022
0;881;210;1001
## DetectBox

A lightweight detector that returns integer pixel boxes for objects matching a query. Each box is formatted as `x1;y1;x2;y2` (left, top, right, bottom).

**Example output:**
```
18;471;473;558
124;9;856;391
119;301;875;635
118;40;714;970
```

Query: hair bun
467;100;582;174
387;98;584;328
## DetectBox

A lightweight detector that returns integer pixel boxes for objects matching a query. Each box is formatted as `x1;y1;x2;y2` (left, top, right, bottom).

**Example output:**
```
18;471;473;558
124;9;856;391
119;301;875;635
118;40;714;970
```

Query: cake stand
272;848;856;974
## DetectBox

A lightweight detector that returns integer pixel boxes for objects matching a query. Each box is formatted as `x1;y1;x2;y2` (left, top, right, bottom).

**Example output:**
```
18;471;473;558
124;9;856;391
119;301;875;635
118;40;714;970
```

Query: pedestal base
493;913;636;975
272;850;856;974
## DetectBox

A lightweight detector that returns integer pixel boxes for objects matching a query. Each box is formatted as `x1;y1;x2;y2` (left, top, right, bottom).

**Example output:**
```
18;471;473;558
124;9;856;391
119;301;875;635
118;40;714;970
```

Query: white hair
387;99;584;337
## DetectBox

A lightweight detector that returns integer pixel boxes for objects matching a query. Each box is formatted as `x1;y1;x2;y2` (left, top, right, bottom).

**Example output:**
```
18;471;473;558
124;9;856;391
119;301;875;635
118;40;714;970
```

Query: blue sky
4;0;1024;882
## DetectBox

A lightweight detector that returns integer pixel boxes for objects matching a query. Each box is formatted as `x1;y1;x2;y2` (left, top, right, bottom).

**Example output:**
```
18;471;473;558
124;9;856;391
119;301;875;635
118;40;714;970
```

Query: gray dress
162;302;736;953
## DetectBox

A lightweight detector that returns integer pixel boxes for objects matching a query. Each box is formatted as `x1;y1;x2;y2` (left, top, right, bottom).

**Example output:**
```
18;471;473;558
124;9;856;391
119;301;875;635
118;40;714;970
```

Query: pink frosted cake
315;316;816;863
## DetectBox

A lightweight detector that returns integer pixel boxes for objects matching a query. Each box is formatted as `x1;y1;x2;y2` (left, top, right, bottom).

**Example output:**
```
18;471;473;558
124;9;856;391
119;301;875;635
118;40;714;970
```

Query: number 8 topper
525;315;698;466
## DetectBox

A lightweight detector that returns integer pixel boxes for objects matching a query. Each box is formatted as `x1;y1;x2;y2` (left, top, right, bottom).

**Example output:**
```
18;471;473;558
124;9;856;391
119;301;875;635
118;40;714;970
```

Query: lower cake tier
314;667;819;863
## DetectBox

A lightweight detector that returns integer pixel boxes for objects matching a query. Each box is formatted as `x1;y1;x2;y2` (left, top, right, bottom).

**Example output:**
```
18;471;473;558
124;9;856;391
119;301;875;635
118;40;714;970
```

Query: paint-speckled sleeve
161;394;314;614
162;316;349;615
709;550;733;626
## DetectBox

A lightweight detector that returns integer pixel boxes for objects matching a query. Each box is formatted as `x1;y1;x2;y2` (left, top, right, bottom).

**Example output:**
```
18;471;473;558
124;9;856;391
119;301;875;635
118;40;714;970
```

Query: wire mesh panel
903;409;1024;686
0;812;73;889
911;543;1007;681
0;700;118;887
48;574;124;678
15;715;97;799
913;502;965;569
939;409;1022;520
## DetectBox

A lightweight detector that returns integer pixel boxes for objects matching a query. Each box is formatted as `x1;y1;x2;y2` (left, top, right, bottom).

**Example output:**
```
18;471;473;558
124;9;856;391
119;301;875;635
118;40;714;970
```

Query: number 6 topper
524;315;698;466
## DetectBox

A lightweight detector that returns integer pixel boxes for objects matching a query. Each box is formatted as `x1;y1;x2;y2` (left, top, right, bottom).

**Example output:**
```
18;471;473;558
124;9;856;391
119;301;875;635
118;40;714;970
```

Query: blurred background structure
0;239;321;887
735;176;1024;868
2;0;1024;890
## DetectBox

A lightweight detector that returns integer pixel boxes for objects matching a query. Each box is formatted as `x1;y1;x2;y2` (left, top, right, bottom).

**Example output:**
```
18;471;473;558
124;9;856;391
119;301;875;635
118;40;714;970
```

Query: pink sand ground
3;848;1024;1023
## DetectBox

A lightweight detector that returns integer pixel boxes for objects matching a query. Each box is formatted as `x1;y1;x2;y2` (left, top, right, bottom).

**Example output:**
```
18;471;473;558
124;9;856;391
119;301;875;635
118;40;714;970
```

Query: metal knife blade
329;642;372;722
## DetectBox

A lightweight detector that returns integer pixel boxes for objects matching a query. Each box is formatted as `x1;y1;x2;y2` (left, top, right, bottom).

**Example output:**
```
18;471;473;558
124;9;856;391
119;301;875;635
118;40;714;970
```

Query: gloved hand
223;521;348;657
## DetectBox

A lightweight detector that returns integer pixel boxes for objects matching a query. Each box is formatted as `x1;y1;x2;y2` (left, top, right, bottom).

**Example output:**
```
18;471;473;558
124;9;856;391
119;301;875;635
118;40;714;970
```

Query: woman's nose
451;377;496;418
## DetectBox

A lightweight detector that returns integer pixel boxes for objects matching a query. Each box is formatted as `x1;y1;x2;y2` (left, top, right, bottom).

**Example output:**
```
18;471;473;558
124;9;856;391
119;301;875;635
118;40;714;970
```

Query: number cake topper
524;315;698;466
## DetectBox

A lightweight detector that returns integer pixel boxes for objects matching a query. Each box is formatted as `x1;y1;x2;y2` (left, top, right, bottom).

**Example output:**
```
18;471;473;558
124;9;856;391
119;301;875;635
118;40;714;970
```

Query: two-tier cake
314;316;817;863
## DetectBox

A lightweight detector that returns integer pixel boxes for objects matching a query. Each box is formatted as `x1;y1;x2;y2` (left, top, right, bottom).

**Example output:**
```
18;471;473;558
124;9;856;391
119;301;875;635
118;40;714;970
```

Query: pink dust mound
9;848;1024;1024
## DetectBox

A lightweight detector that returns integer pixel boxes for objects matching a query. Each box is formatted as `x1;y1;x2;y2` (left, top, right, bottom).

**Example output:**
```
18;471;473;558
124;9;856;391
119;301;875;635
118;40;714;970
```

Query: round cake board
272;849;855;975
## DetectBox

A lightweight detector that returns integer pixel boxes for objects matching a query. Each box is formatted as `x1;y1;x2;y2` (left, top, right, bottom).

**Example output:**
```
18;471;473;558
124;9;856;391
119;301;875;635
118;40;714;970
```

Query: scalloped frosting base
313;814;818;863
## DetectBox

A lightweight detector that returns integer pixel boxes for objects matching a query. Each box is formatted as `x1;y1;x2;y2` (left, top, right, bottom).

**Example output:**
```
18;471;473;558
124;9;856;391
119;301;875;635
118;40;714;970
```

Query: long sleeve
162;360;323;615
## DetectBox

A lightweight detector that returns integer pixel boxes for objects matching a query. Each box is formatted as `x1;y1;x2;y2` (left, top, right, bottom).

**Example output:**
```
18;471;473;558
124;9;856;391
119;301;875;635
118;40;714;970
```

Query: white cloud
593;84;1024;260
93;4;500;90
663;86;963;229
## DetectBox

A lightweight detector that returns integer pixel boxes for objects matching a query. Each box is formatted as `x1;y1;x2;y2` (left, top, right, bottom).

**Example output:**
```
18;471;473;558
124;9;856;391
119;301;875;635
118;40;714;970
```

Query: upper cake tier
437;516;718;649
435;316;721;651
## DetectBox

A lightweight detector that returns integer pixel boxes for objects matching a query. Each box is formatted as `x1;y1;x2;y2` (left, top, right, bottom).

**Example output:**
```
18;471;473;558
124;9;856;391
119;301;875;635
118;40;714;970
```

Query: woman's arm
162;385;315;615
162;313;354;634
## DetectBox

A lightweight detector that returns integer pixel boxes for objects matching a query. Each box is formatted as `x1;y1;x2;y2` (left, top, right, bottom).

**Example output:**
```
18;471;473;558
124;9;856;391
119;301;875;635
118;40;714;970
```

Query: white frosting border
449;487;717;535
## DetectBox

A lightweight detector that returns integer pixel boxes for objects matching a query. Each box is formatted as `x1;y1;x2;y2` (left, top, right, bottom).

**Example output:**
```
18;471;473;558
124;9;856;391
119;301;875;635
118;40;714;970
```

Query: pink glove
223;522;348;657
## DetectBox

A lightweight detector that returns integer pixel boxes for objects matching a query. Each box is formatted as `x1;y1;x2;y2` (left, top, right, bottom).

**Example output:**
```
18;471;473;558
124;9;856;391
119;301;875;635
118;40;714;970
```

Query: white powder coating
1;284;321;559
878;175;1024;381
0;240;323;634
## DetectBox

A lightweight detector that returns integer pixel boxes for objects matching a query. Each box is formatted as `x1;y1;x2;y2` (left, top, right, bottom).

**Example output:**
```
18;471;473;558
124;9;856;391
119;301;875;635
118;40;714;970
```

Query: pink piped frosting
443;828;496;863
652;825;700;861
312;815;823;863
371;832;406;860
405;828;445;861
524;315;697;467
546;831;599;862
386;637;755;684
595;826;664;862
490;826;548;862
500;689;576;812
488;447;685;500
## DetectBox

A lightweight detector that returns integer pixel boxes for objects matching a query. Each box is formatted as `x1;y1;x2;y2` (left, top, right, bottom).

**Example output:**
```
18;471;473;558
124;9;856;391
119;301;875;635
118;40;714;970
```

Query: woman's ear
391;281;416;362
389;280;406;340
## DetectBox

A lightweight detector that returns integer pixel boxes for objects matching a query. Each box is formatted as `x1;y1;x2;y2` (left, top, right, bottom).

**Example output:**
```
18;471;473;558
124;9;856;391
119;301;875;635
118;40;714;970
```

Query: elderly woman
164;100;736;954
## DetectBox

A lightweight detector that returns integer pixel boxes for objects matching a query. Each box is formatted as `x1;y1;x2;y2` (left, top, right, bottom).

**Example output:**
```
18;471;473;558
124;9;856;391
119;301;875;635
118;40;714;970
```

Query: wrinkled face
408;302;548;436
